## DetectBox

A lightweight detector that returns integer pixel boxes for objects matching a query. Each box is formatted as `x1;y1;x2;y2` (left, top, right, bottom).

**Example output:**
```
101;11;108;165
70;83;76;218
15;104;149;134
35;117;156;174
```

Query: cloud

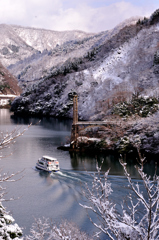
0;0;157;32
0;0;25;23
42;1;156;32
0;0;63;27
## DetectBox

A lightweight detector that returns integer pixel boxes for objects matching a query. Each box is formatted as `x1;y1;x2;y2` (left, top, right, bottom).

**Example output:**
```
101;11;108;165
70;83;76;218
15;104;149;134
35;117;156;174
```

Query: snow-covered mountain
0;9;157;122
0;18;136;87
0;24;36;67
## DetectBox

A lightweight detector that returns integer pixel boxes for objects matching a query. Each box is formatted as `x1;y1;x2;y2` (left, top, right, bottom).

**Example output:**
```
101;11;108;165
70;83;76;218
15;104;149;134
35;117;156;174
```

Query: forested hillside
1;10;159;154
9;10;159;121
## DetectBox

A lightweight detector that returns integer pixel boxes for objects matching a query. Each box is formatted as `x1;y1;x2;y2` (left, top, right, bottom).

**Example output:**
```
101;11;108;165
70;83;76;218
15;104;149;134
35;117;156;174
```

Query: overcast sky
0;0;158;32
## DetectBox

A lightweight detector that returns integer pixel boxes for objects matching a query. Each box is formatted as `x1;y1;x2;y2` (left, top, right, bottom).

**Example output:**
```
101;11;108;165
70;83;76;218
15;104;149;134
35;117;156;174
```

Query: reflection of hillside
69;151;158;178
69;151;121;172
10;113;40;125
0;108;13;124
10;113;72;131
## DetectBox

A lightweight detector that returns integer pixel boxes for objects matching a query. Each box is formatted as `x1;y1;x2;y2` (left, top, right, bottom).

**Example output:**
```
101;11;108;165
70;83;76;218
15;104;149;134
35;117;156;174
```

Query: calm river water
0;109;157;239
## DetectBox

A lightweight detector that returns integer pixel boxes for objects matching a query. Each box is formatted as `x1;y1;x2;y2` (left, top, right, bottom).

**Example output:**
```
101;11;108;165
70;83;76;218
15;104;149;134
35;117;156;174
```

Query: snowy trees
25;218;91;240
0;189;22;239
112;94;159;118
0;125;31;239
120;154;159;240
0;124;32;158
26;149;159;240
2;123;159;240
80;151;159;240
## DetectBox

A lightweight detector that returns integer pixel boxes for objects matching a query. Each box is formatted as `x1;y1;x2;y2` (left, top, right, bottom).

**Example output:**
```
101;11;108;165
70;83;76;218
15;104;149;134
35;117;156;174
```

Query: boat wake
34;166;89;185
52;170;82;182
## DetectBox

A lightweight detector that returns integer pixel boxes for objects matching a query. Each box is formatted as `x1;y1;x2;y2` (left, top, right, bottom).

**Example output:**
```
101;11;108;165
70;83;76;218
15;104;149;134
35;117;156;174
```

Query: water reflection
1;109;158;179
69;151;159;178
1;109;159;239
10;114;72;131
0;109;14;124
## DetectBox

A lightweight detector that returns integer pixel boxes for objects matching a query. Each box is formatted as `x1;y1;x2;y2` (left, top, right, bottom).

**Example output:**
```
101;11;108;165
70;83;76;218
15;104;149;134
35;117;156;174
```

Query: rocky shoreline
11;93;159;158
11;108;159;160
64;112;159;158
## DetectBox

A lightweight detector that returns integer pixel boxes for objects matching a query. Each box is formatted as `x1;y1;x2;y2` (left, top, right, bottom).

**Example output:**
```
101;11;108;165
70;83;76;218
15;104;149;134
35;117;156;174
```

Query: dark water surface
0;109;157;238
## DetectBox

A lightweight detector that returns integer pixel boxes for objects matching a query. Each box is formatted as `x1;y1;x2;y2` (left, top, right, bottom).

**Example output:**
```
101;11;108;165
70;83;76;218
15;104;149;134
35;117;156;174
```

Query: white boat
36;156;60;172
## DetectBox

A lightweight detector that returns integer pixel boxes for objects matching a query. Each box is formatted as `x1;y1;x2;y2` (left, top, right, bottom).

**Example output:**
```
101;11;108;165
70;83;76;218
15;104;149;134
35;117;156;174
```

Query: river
0;109;157;239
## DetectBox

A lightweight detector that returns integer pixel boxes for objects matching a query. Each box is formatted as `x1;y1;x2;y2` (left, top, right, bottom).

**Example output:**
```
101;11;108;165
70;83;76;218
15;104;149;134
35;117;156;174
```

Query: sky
0;0;158;32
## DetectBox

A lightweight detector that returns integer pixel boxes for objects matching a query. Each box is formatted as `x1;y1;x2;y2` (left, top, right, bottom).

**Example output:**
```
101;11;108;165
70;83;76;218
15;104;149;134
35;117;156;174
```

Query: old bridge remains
70;95;120;149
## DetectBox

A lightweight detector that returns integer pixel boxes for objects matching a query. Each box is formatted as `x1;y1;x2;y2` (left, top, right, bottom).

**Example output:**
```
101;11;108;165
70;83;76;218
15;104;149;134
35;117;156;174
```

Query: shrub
112;94;159;118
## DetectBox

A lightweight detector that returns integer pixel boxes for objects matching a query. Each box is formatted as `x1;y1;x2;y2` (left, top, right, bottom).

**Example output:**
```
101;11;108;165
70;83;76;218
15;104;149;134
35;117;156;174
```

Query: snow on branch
25;218;91;240
0;123;34;239
0;203;22;239
0;123;32;159
80;152;159;240
24;149;159;239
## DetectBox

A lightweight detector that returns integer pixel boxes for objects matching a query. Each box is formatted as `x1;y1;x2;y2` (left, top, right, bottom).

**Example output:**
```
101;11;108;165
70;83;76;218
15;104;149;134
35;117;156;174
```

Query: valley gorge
1;9;159;155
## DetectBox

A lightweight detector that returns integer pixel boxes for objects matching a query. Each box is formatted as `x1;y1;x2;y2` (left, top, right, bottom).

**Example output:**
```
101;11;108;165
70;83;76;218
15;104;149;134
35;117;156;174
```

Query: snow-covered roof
43;156;57;161
0;94;18;98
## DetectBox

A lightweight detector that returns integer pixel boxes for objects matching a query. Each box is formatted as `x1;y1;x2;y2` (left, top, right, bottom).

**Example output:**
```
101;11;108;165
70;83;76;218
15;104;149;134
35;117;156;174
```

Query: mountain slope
9;9;159;154
0;61;21;95
0;18;136;90
0;9;156;119
12;25;95;52
0;24;96;69
10;12;159;119
0;24;36;67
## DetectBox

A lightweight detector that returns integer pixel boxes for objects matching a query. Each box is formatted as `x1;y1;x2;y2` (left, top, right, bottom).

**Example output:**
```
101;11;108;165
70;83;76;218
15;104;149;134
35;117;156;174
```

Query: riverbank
59;112;159;158
12;108;159;158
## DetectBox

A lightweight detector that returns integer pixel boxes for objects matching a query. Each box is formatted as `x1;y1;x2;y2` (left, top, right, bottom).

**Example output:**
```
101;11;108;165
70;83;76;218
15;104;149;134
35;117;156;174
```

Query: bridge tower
73;95;78;124
71;95;78;148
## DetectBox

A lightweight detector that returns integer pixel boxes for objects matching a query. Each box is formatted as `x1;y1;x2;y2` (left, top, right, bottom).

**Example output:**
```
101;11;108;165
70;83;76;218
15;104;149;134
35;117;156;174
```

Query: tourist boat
36;156;60;172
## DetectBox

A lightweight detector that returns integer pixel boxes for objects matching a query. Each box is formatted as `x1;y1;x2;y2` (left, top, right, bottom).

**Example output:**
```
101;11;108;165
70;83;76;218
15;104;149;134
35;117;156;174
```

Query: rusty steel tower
73;95;78;124
71;95;78;148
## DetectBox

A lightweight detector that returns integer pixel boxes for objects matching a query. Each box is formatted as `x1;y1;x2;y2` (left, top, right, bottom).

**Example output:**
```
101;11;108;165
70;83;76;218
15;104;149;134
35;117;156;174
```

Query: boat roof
43;156;57;161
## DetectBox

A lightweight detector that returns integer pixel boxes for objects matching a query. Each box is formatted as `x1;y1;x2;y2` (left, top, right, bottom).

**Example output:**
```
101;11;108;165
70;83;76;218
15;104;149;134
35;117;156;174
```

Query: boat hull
36;163;60;172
